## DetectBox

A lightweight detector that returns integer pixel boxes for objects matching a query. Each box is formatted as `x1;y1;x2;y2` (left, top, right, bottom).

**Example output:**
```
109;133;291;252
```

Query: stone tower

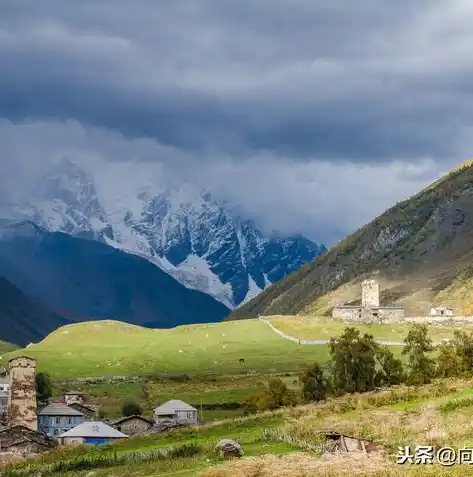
8;356;37;430
361;280;379;308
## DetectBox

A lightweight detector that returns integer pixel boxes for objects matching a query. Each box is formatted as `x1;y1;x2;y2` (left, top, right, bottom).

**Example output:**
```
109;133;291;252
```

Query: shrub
121;399;143;417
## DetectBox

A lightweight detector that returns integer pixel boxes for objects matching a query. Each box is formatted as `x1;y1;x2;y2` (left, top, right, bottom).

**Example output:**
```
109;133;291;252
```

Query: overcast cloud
0;1;472;245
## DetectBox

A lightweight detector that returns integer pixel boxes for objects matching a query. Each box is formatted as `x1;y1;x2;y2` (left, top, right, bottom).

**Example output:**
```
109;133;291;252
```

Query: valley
2;316;462;380
5;161;473;477
0;315;466;425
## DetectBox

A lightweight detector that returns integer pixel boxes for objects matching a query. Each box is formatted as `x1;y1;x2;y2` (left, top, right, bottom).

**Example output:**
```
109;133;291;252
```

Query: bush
246;378;299;412
121;400;143;417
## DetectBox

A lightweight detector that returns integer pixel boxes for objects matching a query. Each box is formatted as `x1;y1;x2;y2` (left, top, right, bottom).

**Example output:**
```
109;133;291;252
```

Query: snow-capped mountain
6;158;326;308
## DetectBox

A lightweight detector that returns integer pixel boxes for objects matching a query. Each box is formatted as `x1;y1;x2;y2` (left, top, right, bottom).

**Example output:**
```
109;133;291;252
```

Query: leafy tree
402;324;434;384
436;342;462;378
247;378;299;412
375;346;405;386
300;362;330;402
121;400;143;417
329;327;378;394
35;372;52;403
451;330;473;374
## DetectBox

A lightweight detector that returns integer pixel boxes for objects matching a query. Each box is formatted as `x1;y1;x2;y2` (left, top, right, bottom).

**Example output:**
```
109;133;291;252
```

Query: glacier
5;157;326;308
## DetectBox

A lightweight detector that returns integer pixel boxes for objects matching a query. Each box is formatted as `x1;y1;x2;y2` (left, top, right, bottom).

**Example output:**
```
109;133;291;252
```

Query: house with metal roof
110;415;154;436
153;400;198;426
58;421;129;445
37;403;86;438
0;425;57;455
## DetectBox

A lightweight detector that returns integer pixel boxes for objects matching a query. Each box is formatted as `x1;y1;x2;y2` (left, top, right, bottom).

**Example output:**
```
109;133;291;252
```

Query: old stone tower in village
8;356;37;431
332;279;405;322
361;280;379;308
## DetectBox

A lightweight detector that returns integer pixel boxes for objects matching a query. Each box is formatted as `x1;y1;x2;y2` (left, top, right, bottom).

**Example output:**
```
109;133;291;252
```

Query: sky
1;0;472;246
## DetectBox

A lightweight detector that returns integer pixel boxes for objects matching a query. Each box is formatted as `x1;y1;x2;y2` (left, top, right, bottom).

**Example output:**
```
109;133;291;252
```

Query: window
55;417;61;424
54;429;59;436
68;417;73;424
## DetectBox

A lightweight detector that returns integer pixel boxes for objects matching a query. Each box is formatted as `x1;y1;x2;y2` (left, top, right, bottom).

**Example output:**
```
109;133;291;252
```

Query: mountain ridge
229;161;473;319
5;158;325;308
0;275;71;347
0;219;230;337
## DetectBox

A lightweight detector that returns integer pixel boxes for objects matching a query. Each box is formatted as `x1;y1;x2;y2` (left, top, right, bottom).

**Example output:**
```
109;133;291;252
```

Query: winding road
258;317;443;347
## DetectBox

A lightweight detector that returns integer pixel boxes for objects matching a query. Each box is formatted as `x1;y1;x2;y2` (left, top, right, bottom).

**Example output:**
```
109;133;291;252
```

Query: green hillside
230;160;473;320
2;319;328;379
0;339;18;355
2;317;464;380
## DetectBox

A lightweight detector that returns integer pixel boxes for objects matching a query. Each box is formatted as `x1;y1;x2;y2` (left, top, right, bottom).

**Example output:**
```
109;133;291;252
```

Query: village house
430;306;454;317
54;390;100;419
0;425;56;455
153;400;198;426
37;403;86;438
67;402;98;419
0;376;9;392
110;415;154;436
58;421;128;445
63;391;86;406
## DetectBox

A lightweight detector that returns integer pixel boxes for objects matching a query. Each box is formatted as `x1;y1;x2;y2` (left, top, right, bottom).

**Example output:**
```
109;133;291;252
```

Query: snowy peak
5;160;326;309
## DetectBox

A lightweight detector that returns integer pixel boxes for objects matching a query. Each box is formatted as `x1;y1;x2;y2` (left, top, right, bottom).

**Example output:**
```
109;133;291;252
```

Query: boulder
216;439;244;458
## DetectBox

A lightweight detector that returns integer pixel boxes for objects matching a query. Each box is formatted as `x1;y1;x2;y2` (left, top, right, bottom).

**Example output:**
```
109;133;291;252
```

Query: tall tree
300;362;330;402
451;330;473;375
436;342;462;378
375;346;405;386
402;324;434;384
329;327;378;394
35;372;52;403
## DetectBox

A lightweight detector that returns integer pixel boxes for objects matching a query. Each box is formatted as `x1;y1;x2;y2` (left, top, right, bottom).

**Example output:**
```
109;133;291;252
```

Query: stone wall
389;316;473;324
333;311;473;325
8;357;37;431
332;306;404;323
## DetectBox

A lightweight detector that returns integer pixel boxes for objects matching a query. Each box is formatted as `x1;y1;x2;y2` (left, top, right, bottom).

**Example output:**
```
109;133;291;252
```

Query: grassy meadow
267;315;473;342
0;339;18;355
3;319;332;379
6;378;473;476
2;316;462;380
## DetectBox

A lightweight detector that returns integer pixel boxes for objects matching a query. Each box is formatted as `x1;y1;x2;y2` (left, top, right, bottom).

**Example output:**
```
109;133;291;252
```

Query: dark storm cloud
0;0;471;160
1;1;472;245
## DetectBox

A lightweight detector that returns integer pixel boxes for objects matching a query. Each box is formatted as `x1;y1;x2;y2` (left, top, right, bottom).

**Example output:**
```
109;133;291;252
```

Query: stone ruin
322;431;382;455
0;356;56;461
216;439;244;458
332;280;405;323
